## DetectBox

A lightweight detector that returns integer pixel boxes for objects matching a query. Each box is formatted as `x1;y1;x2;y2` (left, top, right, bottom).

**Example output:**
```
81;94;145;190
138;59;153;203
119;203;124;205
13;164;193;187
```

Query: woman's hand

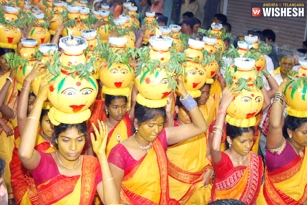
25;62;45;83
216;73;226;89
202;168;214;187
37;73;54;102
91;121;108;159
220;88;235;111
176;76;188;97
0;118;14;136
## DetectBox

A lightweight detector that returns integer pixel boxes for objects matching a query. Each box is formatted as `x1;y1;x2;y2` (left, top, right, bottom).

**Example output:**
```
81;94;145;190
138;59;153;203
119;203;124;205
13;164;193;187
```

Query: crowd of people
0;0;307;205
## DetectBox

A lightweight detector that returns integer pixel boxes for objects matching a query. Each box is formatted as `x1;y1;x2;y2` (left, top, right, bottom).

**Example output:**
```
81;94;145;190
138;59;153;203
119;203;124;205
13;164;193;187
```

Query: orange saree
212;152;263;205
258;148;307;205
167;133;212;204
119;137;179;205
33;154;100;205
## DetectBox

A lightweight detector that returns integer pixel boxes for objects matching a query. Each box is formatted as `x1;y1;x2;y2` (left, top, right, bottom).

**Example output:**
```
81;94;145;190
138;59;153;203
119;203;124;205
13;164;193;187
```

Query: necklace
133;134;152;153
289;141;304;158
55;151;81;170
40;132;53;148
107;119;121;143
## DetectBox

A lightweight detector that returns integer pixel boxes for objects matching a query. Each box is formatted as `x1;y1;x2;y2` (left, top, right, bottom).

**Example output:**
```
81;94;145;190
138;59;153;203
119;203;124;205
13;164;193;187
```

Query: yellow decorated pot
184;39;204;61
128;7;140;27
231;58;257;85
142;12;158;45
149;36;173;64
82;30;98;51
210;23;223;38
203;36;217;54
237;41;252;57
48;2;67;34
205;59;219;84
183;61;206;98
67;5;80;20
169;25;184;52
59;36;87;67
29;13;51;45
135;68;172;108
19;38;38;59
39;43;58;64
0;24;22;49
97;11;111;43
16;59;37;88
255;54;266;72
226;85;264;127
4;6;19;21
47;70;98;125
284;58;307;117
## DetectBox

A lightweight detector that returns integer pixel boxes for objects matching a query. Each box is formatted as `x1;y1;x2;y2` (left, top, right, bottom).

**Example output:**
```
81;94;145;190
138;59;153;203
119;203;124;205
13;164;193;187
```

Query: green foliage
258;41;272;55
4;53;28;71
179;33;189;50
234;78;252;92
81;12;98;30
223;44;240;59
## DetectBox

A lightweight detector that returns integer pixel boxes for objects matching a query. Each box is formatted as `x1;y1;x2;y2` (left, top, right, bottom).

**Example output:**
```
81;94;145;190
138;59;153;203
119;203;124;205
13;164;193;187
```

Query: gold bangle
212;130;223;136
213;126;223;132
27;117;39;121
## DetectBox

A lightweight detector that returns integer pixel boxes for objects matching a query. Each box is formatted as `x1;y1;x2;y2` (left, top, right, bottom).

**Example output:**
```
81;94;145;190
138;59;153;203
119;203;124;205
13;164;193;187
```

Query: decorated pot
237;41;252;57
97;10;111;42
284;58;307;117
47;69;98;125
79;7;90;20
203;36;217;54
38;43;58;64
59;36;87;67
113;18;135;48
169;24;184;52
184;39;204;61
19;38;38;59
128;5;140;27
16;58;37;89
183;61;206;98
101;4;110;10
226;85;264;127
0;24;22;49
108;37;127;52
28;13;51;45
205;59;219;84
142;12;158;45
160;26;171;37
231;58;258;85
210;23;225;52
67;5;81;20
82;29;98;50
245;35;258;49
49;2;67;35
135;68;172;108
149;35;173;64
255;54;266;71
4;6;19;21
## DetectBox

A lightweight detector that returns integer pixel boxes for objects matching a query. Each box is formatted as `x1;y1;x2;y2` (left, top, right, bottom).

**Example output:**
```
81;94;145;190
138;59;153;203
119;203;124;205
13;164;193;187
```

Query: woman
257;81;307;204
167;97;213;204
18;74;119;204
10;63;56;205
0;47;18;203
108;79;208;204
211;89;263;205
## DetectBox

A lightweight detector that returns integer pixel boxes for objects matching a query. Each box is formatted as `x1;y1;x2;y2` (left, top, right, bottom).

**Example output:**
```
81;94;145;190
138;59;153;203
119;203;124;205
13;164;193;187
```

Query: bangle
180;93;197;111
212;130;223;136
266;74;271;78
105;177;114;181
21;87;29;92
213;126;223;132
6;77;13;83
218;110;226;115
27;117;39;121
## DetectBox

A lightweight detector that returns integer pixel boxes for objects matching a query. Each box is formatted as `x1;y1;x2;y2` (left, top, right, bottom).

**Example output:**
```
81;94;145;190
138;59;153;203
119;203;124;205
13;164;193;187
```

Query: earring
135;128;138;133
229;144;232;148
289;135;292;138
55;139;58;144
105;110;108;115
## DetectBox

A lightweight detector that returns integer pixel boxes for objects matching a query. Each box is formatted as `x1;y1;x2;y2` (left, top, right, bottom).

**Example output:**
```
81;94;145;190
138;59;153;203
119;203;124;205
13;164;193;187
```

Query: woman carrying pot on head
108;78;208;204
210;88;264;205
18;73;120;204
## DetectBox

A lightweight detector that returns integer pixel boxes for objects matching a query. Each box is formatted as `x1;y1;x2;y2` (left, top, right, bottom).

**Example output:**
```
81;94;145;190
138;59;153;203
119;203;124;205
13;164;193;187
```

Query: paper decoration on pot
183;39;206;97
284;57;307;118
46;36;98;125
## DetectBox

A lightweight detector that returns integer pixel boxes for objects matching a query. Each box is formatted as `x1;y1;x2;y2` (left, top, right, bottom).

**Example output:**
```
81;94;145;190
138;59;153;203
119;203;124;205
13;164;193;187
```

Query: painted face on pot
255;55;266;71
29;27;50;45
184;62;206;91
100;62;134;89
135;69;172;100
227;87;263;119
48;71;98;114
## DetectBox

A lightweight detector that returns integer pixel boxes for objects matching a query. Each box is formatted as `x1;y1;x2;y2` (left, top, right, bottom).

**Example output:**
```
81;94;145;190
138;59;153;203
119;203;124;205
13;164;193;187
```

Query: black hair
134;102;166;127
53;122;87;149
208;199;247;205
214;13;228;24
297;48;307;54
225;123;255;149
182;11;194;18
262;29;276;42
223;22;232;33
0;47;15;57
303;40;307;48
155;12;163;17
192;17;201;25
0;158;5;177
104;94;128;107
39;109;50;124
282;115;307;139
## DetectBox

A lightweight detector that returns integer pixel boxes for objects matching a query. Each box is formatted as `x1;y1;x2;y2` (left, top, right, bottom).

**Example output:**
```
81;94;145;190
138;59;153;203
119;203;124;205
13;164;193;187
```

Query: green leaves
4;53;28;71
